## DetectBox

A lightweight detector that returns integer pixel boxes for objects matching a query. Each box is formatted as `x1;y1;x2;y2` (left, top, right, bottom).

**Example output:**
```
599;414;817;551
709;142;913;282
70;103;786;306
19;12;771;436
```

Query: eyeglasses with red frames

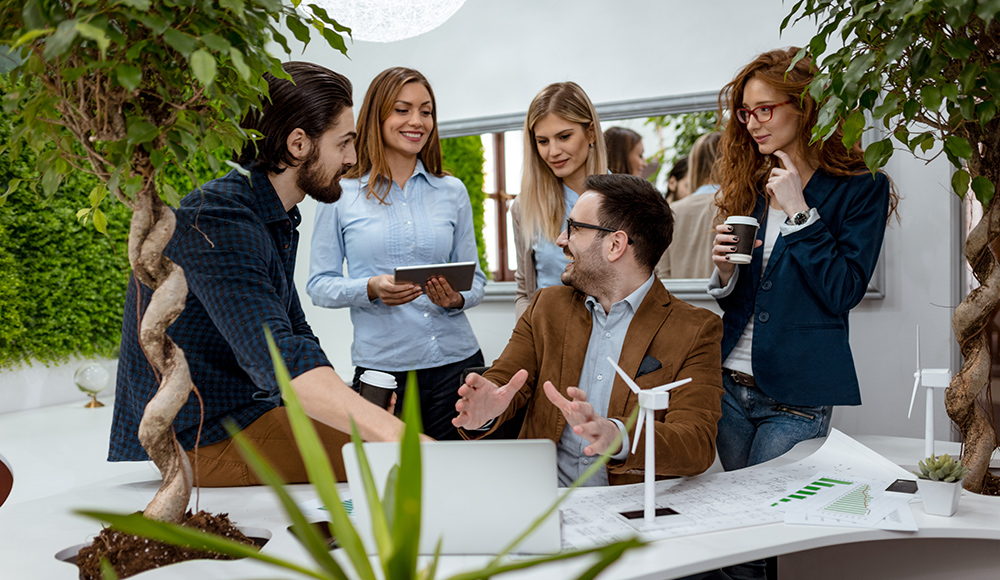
565;218;633;244
735;100;792;124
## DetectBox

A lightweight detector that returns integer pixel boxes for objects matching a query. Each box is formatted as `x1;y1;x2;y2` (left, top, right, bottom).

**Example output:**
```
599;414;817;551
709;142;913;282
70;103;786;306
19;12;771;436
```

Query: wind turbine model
607;356;691;528
907;326;951;459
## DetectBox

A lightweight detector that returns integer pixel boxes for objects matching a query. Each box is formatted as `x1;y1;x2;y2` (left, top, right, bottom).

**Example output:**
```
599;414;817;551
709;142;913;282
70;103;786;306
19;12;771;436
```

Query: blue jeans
717;373;832;471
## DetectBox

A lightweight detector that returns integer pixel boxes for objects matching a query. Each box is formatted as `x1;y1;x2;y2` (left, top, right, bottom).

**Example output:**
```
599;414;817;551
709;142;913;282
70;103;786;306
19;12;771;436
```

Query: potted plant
80;330;645;579
914;454;969;516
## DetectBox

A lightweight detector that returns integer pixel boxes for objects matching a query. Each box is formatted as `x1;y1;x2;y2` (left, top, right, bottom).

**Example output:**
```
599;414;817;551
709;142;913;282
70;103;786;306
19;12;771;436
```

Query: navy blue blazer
717;170;890;406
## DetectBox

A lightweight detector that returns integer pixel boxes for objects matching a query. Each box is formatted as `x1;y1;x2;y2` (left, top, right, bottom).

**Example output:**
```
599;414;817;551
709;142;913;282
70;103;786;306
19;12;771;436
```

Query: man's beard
561;240;609;297
296;150;345;204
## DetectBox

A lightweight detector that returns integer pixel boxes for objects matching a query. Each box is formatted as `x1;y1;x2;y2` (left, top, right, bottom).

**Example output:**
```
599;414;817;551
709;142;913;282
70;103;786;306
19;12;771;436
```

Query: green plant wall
0;78;228;369
441;135;490;279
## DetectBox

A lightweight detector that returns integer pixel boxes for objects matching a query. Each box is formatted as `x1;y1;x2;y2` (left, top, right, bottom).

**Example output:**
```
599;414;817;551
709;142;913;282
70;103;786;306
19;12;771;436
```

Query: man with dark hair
110;62;405;485
454;174;723;486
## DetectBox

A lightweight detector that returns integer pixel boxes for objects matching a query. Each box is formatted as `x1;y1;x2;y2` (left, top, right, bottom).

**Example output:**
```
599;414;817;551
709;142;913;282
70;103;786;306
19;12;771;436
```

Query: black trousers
351;350;485;441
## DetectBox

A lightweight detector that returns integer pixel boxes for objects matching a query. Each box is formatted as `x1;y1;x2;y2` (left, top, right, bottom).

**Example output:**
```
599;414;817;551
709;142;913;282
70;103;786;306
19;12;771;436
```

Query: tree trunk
947;128;1000;493
128;162;193;522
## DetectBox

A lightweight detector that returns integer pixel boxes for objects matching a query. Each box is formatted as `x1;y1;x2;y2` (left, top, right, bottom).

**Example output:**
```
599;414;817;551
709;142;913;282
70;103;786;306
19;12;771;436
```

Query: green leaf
960;97;976;120
115;65;142;91
958;62;980;92
872;93;900;119
842;110;866;149
945;135;974;160
386;372;423;580
286;15;312;45
190;49;218;87
979;101;997;128
941;84;959;102
201;34;231;52
972;176;996;208
41;168;62;196
88;184;107;207
220;0;246;14
126;118;158;143
920;85;942;111
863;138;894;173
120;0;151;9
228;47;251;80
902;99;920;121
977;0;1000;20
350;424;393;570
321;27;349;56
163;28;198;56
2;178;23;202
92;208;108;235
43;20;78;60
12;28;50;49
942;37;976;60
162;182;182;206
75;22;110;54
263;329;375;580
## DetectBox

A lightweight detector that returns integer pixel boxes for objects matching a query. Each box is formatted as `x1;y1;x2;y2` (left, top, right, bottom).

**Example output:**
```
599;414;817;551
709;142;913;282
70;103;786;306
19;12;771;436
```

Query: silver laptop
342;439;562;554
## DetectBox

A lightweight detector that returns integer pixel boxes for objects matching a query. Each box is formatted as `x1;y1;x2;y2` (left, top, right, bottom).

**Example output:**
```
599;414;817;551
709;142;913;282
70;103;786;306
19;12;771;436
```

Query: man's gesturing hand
452;369;528;430
543;382;622;456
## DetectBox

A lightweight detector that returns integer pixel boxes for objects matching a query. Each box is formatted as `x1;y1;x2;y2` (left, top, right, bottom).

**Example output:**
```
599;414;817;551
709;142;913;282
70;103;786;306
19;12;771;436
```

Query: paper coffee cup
359;370;396;410
724;216;760;264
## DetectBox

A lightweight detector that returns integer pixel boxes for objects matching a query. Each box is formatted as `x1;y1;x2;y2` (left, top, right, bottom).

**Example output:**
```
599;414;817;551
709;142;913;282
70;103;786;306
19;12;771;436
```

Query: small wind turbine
907;326;951;459
607;356;691;528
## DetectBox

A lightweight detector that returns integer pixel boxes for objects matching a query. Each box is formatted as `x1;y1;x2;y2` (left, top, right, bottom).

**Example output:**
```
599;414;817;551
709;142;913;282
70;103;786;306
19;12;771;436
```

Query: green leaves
126;117;158;144
841;110;867;149
115;65;142;91
190;49;217;87
163;28;197;56
863;138;894;173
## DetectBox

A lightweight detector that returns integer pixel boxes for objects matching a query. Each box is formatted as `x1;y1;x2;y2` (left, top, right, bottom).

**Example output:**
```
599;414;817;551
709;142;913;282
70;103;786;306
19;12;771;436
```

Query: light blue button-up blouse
306;160;485;371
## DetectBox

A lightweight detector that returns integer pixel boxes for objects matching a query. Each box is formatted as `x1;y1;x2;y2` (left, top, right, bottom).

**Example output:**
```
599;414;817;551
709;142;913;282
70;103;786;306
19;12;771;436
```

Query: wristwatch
786;209;811;226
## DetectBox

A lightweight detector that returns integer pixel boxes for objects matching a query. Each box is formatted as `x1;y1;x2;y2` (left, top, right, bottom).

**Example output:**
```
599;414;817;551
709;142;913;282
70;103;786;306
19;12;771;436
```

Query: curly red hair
714;48;898;222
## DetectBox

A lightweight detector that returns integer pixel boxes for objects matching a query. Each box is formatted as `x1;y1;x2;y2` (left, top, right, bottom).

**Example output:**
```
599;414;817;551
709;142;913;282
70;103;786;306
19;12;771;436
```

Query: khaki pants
185;407;350;487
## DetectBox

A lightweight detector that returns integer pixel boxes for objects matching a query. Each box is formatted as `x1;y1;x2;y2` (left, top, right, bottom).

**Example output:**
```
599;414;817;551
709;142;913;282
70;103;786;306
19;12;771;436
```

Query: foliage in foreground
81;330;644;579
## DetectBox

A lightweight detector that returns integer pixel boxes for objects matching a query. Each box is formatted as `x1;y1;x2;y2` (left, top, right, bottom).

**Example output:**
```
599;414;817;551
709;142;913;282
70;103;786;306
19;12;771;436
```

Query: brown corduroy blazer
467;278;723;485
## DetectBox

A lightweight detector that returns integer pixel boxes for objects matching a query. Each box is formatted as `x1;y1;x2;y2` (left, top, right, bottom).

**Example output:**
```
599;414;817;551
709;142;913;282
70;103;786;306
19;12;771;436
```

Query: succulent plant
914;454;968;482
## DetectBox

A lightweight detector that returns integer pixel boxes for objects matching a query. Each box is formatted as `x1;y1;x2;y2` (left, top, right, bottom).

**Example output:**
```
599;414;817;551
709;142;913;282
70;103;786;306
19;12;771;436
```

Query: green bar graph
824;484;873;516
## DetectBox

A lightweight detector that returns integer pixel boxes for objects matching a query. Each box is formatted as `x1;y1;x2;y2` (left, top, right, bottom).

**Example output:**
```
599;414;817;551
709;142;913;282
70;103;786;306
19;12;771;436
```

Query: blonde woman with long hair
512;82;607;317
307;67;485;440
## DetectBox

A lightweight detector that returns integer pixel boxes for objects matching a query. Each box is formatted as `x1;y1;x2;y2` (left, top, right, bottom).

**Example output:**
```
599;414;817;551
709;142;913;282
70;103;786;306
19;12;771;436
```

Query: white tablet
393;261;476;292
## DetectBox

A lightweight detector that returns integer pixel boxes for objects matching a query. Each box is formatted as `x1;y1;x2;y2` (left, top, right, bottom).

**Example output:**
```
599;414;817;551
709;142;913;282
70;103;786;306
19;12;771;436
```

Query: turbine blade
652;377;692;392
607;356;642;394
631;409;645;454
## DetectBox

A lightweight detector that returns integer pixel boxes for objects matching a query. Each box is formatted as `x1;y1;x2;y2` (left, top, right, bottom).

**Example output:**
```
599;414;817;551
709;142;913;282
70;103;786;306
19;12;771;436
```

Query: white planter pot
917;478;963;516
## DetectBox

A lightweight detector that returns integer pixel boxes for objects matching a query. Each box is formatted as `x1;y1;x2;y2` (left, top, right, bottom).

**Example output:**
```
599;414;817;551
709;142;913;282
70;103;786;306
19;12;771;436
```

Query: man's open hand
452;369;528;430
543;382;621;456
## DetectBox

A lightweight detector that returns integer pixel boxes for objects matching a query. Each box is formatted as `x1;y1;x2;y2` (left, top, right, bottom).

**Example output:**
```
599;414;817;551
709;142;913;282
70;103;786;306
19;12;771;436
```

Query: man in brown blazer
453;173;723;486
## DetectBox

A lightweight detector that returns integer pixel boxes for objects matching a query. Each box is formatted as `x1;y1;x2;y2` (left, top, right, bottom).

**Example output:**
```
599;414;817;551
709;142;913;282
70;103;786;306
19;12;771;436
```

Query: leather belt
725;369;756;388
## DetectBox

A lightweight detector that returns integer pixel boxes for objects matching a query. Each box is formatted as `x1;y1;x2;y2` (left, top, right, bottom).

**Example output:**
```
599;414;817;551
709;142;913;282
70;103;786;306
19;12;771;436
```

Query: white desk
2;402;1000;579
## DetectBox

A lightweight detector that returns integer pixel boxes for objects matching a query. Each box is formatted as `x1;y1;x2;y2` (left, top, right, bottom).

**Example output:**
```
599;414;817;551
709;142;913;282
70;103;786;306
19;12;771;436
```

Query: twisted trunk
129;159;193;522
947;124;1000;493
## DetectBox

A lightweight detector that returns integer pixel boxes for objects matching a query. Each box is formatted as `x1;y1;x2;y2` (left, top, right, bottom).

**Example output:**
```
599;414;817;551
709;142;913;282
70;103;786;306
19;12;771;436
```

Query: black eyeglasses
565;218;633;244
735;100;792;124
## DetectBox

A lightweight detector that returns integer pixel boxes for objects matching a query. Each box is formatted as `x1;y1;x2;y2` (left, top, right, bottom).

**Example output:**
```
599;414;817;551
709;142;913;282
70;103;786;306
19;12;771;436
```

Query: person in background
605;126;648;177
512;81;608;319
307;67;485;441
657;132;722;279
665;155;691;203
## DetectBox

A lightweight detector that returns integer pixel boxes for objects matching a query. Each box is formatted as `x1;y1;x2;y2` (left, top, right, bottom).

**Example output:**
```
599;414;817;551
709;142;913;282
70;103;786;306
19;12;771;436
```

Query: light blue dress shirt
306;160;485;371
556;274;656;487
532;183;579;289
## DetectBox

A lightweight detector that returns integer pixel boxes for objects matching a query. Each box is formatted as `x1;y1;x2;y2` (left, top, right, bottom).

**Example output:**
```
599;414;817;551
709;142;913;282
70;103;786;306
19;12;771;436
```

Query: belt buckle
729;369;755;388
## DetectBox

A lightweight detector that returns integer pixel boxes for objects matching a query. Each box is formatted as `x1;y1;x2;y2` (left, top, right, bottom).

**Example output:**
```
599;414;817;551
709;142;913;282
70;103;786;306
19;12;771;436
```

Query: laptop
341;439;562;554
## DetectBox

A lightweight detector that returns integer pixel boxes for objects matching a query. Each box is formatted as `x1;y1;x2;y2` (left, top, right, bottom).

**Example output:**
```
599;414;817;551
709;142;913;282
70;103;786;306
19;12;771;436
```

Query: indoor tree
0;0;350;521
784;0;1000;492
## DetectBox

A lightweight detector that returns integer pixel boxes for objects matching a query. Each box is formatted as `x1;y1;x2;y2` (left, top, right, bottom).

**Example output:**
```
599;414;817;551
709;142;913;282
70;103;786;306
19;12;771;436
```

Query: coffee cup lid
360;370;397;389
725;215;759;227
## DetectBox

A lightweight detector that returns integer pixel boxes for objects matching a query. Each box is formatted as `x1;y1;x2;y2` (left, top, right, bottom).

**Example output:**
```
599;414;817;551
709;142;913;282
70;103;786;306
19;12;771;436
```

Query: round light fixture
309;0;468;43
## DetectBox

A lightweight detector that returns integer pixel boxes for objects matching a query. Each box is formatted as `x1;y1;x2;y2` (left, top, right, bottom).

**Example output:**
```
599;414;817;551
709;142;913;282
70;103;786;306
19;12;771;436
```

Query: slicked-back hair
236;61;353;174
584;173;673;272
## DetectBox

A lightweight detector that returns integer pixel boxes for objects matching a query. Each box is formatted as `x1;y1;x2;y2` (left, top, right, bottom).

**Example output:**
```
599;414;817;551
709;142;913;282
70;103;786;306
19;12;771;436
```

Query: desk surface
2;402;999;580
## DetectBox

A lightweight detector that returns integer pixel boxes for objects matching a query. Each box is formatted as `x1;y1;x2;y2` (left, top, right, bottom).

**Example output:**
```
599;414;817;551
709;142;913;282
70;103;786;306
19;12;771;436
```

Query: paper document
766;472;917;531
559;430;918;549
